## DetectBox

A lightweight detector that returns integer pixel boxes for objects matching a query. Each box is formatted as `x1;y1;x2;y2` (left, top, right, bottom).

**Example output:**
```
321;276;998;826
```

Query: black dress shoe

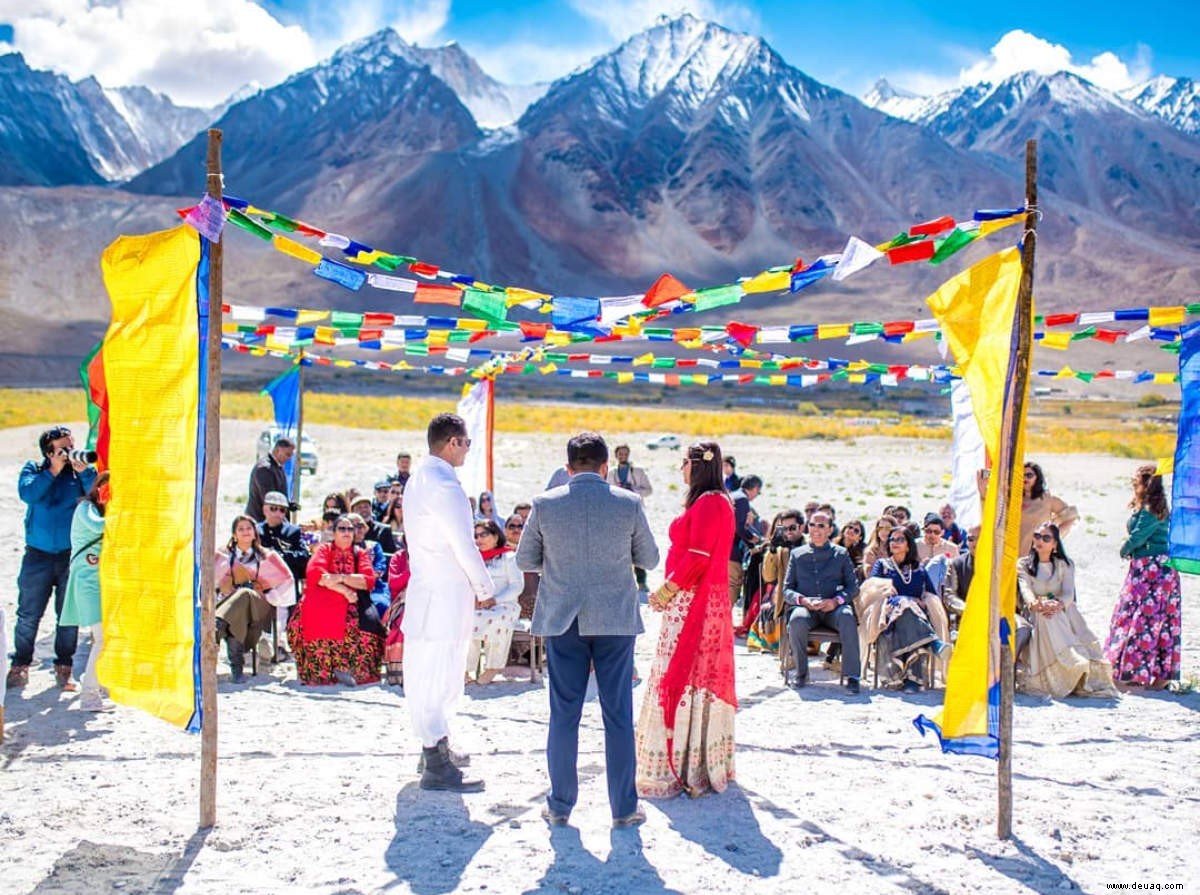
845;677;860;695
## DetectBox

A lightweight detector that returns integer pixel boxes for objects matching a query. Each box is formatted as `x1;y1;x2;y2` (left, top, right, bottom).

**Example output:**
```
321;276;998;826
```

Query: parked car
645;434;681;450
256;428;319;475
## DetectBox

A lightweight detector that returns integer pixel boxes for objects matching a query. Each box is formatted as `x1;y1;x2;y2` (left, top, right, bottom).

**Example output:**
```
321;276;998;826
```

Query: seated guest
477;490;504;527
917;513;960;564
468;519;523;684
1017;523;1116;698
388;451;412;489
782;511;861;692
371;480;392;522
862;514;898;579
380;482;405;537
723;456;741;492
257;491;309;582
869;527;945;692
941;526;979;617
503;513;542;666
940;503;966;546
748;510;805;653
348;512;390;616
834;519;866;581
349;496;398;555
215;515;296;683
817;503;840;538
289;515;383;686
383;537;410;687
891;506;912;526
304;492;350;540
512;502;532;522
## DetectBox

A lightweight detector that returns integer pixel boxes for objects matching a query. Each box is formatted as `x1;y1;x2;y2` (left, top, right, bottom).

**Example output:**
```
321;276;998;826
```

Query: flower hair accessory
701;450;714;461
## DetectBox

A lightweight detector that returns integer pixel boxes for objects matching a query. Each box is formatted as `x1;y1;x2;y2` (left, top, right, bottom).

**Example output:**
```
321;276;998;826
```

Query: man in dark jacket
9;426;97;690
349;496;398;555
256;491;309;582
245;436;293;521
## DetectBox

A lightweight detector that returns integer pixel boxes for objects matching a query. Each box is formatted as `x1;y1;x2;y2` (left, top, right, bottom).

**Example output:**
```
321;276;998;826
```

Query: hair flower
702;450;714;461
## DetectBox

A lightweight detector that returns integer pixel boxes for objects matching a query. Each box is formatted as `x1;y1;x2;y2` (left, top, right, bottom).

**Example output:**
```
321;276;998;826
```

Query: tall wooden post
198;128;223;829
994;139;1038;840
290;356;304;516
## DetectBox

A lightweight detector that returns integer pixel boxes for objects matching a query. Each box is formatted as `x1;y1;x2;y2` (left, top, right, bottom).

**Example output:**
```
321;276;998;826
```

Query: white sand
2;419;1197;894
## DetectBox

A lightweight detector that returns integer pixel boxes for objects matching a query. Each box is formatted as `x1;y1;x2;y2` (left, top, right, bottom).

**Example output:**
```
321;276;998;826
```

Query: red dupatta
657;491;738;784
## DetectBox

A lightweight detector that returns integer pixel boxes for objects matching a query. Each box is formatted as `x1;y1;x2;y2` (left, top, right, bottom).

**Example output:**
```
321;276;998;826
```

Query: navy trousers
544;619;637;819
12;546;76;669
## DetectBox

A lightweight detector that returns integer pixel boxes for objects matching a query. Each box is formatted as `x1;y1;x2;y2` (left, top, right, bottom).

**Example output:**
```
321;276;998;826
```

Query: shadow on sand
522;826;682;895
28;831;209;895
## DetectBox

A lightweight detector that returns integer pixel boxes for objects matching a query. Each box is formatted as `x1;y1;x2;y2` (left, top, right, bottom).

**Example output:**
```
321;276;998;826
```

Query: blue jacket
19;460;97;553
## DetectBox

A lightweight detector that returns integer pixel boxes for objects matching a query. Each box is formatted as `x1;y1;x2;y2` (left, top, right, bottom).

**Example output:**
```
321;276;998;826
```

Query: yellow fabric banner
918;247;1026;755
97;225;201;729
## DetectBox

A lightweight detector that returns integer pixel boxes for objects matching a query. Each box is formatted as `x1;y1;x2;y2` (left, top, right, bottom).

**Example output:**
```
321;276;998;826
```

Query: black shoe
230;667;245;684
785;671;807;689
845;677;860;695
417;737;471;773
419;747;484;793
902;680;921;694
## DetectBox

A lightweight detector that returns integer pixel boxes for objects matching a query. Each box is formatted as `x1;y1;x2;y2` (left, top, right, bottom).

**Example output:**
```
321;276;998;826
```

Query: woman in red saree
288;514;382;685
635;441;737;798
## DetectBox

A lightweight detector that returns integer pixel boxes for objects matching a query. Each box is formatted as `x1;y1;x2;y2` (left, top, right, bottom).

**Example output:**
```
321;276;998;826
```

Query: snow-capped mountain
0;53;214;184
1121;75;1200;135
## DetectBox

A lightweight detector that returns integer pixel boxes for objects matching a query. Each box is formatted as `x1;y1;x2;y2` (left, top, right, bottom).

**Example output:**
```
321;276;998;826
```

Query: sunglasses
1032;532;1055;543
265;505;287;512
782;524;801;531
506;523;524;530
457;437;472;447
888;536;907;544
473;531;491;539
334;525;355;532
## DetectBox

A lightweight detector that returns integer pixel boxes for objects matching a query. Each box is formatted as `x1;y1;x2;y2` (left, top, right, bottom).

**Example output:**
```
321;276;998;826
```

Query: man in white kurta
402;413;494;791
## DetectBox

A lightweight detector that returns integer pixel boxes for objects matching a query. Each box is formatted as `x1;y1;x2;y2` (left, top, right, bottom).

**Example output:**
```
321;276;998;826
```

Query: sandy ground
1;418;1197;895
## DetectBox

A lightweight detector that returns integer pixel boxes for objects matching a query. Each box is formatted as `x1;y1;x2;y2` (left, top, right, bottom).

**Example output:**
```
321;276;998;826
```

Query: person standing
516;432;659;828
608;445;654;593
727;475;763;607
1104;465;1182;691
59;471;111;710
245;436;293;522
636;442;736;798
402;413;493;792
8;426;97;691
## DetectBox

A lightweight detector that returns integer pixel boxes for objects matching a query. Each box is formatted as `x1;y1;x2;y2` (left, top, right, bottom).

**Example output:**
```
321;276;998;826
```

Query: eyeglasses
923;526;941;533
1032;532;1054;543
334;525;355;532
966;535;979;542
506;523;524;530
782;524;801;531
888;536;907;544
457;437;472;447
473;531;489;539
353;523;367;530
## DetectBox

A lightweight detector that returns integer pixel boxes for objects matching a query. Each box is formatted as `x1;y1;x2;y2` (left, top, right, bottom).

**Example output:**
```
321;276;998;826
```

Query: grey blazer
515;472;660;637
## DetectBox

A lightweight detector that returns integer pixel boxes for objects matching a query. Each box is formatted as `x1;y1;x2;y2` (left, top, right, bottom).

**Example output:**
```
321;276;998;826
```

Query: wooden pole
485;377;495;493
994;138;1038;840
290;356;304;518
198;128;223;830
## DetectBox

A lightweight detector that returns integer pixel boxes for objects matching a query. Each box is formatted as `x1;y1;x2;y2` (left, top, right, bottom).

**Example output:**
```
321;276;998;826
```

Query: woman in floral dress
1105;465;1182;690
636;441;736;798
289;514;382;685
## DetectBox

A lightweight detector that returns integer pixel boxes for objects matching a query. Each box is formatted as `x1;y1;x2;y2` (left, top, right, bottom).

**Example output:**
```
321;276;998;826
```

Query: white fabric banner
832;236;884;281
456;379;491;501
950;380;985;530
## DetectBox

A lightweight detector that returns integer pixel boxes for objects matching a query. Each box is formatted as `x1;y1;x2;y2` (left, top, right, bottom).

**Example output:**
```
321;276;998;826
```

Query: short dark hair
567;432;608;471
273;436;295;450
779;508;804;525
818;503;835;519
427;413;467;450
741;475;763;492
513;502;531;513
474;517;506;548
39;425;72;457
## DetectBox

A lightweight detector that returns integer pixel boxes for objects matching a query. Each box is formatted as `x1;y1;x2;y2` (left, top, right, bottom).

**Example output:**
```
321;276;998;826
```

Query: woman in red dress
288;514;382;685
635;441;737;798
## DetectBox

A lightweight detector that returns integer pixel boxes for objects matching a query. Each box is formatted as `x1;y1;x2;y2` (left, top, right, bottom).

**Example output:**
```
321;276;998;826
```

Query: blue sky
2;0;1198;106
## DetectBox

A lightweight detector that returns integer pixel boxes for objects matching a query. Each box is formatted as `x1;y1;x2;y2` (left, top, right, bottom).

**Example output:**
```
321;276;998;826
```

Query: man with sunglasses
9;426;97;690
782;511;861;693
401;413;492;792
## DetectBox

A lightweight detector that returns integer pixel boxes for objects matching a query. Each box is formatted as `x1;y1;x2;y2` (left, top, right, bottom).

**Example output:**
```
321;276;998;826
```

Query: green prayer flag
1076;371;1095;383
265;214;299;232
463;288;508;323
331;311;363;327
886;231;920;249
929;228;979;265
652;357;676;369
693;284;742;312
1070;326;1097;341
852;322;884;336
404;344;429;356
227;208;273;241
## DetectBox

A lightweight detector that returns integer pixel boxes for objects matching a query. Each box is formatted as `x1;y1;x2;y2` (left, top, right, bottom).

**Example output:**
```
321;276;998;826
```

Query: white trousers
404;638;470;748
81;624;103;696
466;606;519;673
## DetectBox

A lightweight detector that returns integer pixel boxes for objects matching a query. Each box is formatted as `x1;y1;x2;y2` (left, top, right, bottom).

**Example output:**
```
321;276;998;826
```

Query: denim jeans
12;546;77;669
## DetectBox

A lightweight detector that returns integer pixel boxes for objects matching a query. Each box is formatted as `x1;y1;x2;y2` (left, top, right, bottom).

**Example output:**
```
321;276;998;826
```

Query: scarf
480;546;513;562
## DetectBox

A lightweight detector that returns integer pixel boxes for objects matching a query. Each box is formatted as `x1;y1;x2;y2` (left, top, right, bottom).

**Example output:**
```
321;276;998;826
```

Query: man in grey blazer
515;432;660;828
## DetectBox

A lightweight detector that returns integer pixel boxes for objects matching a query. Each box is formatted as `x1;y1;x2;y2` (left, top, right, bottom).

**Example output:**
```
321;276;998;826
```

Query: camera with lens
60;449;98;464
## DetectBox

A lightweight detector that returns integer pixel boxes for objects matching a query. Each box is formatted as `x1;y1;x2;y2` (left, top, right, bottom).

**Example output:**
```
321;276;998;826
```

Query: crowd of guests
6;426;1184;714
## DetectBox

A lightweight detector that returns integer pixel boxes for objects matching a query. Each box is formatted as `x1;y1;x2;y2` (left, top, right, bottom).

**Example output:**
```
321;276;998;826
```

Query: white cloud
0;0;451;106
567;0;759;42
959;29;1152;92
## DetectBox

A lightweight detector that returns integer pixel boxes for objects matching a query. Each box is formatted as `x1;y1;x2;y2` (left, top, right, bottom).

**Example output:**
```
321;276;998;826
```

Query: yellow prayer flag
847;360;869;372
817;323;851;340
540;363;558;374
1153;373;1176;384
272;234;323;266
1054;365;1076;379
1155;456;1175;475
769;374;787;386
848;373;866;383
978;214;1024;237
457;319;487;332
1040;331;1072;350
633;353;655;366
296;309;329;324
903;330;934;342
506;287;550;305
741;270;792;294
98;225;201;728
617;372;634;384
1148;306;1186;327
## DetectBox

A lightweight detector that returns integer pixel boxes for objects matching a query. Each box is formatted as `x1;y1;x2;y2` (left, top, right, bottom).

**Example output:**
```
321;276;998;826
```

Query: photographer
8;426;97;691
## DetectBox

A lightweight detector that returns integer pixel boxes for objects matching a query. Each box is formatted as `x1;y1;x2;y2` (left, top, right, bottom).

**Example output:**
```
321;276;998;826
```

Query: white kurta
401;454;494;747
466;551;523;672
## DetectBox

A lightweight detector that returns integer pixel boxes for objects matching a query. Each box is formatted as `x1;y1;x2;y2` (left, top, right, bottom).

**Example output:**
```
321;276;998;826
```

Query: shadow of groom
522;825;682;895
384;782;493;895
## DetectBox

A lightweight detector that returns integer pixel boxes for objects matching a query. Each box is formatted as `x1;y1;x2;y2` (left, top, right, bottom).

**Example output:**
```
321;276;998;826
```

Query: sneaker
541;806;570;827
612;807;647;829
845;677;861;695
6;665;29;688
55;666;79;692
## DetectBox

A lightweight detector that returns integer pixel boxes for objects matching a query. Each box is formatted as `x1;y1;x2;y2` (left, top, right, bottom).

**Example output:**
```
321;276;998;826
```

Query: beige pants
728;561;744;607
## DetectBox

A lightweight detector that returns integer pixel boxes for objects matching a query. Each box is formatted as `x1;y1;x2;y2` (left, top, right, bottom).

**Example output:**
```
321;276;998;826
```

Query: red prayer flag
362;313;394;327
414;284;462;306
726;321;760;347
886;241;936;265
883;321;915;336
909;215;955;237
409;261;440;278
1044;313;1079;327
519;321;550;339
642;273;690;308
1094;329;1124;343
